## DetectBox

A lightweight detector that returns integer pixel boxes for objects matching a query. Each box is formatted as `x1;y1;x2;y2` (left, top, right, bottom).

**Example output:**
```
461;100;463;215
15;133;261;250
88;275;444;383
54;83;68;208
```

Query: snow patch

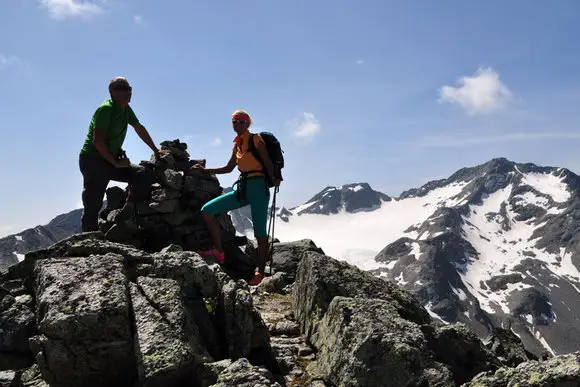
460;184;544;314
15;235;23;241
385;260;397;270
520;171;570;203
292;201;318;214
396;272;408;286
277;180;470;269
527;326;557;356
425;302;450;324
512;191;563;214
550;248;580;293
410;242;422;260
450;285;468;301
341;248;390;271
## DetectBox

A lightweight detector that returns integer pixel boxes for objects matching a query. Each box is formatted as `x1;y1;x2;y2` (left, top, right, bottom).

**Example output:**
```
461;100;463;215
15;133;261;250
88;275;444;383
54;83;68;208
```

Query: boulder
18;365;49;387
462;351;580;386
151;187;182;201
309;296;454;387
104;186;127;211
209;358;282;387
247;239;324;282
0;370;17;387
423;323;501;385
0;290;35;361
482;327;538;367
130;279;207;387
292;251;431;343
257;272;287;294
290;251;533;387
215;274;258;359
30;254;134;387
199;360;232;387
149;247;219;299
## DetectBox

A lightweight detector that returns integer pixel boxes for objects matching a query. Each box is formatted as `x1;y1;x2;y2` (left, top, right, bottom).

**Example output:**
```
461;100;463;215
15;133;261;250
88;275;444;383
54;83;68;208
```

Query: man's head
108;77;132;107
232;109;251;135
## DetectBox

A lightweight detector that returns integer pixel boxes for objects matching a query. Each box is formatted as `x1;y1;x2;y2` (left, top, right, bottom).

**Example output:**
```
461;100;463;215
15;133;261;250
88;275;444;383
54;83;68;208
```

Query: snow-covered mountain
229;182;391;232
290;182;391;215
0;209;82;274
232;157;580;357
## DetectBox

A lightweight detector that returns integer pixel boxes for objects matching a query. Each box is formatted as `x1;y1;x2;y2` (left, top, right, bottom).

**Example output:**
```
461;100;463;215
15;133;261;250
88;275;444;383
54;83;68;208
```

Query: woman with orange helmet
192;109;280;286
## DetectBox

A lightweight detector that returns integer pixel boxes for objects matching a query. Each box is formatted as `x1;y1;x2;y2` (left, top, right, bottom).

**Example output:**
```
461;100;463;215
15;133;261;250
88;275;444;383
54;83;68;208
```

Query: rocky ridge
2;235;579;386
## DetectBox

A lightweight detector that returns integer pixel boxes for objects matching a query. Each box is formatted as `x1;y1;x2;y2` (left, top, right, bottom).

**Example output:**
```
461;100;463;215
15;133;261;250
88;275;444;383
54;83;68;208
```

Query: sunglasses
112;86;132;92
232;120;249;125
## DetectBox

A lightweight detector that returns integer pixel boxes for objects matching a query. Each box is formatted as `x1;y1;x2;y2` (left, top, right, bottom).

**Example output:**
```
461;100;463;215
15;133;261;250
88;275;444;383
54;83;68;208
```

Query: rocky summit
1;233;579;387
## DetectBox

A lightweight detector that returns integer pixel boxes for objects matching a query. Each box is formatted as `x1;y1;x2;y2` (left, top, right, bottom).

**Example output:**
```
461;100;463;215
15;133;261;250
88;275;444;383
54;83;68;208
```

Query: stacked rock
97;139;237;252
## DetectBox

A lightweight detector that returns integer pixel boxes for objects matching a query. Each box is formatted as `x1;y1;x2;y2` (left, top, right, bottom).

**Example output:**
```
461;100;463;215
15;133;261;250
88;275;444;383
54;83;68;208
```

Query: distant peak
292;182;391;215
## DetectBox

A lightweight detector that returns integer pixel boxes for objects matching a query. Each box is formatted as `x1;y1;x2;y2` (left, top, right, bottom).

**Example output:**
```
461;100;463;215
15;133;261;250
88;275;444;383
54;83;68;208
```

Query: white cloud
39;0;103;20
438;67;513;115
134;15;143;24
0;54;20;69
292;112;321;141
411;132;580;148
210;137;222;147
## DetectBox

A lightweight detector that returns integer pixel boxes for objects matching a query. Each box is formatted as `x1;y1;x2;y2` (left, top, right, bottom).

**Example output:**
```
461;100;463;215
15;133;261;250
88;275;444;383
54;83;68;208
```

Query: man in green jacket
79;76;165;232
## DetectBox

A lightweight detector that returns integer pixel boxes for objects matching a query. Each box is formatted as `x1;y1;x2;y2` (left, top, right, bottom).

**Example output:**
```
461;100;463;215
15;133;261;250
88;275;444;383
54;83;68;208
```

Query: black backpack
247;132;284;187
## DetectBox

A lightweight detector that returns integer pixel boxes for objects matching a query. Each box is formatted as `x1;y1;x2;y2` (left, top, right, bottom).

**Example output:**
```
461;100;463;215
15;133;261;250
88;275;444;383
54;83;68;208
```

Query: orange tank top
234;131;265;178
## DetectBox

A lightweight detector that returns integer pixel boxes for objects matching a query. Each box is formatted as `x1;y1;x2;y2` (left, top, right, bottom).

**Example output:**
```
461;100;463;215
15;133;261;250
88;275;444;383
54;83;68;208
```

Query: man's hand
272;177;281;187
155;149;170;157
115;159;131;168
190;163;205;171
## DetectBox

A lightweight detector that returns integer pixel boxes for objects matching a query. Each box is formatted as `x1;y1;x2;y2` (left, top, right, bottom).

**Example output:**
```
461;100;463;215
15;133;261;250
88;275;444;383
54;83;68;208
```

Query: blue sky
1;0;579;236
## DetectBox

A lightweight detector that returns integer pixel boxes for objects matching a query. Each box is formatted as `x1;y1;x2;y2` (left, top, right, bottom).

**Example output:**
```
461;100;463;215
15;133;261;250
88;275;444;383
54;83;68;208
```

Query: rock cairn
97;139;237;252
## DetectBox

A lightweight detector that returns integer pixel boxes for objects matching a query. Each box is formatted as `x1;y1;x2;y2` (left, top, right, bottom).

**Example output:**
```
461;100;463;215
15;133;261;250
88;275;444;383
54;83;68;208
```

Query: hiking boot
197;248;225;265
248;272;265;286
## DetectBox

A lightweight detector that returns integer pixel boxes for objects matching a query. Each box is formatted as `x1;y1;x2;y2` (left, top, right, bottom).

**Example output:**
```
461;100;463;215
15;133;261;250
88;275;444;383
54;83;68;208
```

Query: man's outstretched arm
131;122;161;155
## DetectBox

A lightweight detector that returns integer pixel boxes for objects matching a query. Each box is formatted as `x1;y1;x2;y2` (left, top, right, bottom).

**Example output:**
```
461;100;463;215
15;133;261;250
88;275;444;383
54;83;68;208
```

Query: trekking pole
267;186;279;276
266;190;275;275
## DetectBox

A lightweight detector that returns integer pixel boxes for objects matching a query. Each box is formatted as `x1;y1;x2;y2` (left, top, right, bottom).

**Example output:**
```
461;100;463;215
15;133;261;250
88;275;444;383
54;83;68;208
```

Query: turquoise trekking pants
201;176;271;238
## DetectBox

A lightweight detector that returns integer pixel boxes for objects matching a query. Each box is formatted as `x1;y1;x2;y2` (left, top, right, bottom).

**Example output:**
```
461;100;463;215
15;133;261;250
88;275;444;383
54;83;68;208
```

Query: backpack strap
247;133;274;187
247;134;263;168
